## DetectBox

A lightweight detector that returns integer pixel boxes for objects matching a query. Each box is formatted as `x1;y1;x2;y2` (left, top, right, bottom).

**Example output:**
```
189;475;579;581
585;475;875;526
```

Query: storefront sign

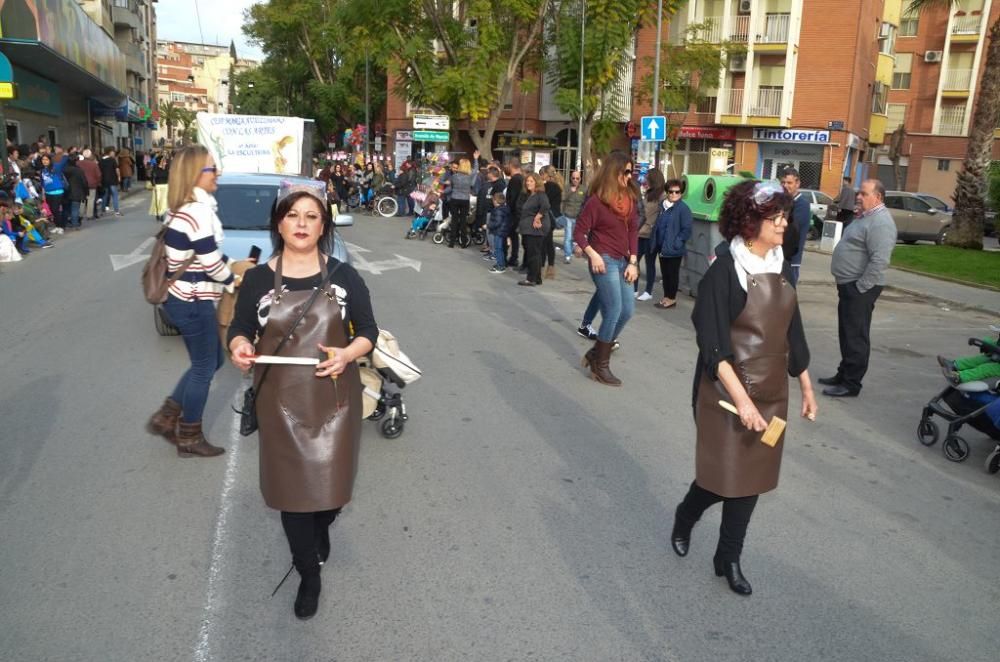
0;53;15;100
709;148;731;174
0;0;126;93
196;113;305;175
678;126;736;141
395;130;413;141
759;142;825;161
8;66;60;116
753;127;830;143
412;130;449;142
394;140;411;170
496;133;558;150
413;114;449;130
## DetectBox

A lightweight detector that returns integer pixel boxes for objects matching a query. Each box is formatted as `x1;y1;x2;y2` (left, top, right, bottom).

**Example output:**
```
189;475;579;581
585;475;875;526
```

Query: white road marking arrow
352;252;422;275
109;236;156;271
343;241;372;254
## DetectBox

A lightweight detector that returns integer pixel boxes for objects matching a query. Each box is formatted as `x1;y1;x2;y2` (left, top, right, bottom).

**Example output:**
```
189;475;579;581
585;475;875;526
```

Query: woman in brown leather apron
671;181;818;596
227;183;378;620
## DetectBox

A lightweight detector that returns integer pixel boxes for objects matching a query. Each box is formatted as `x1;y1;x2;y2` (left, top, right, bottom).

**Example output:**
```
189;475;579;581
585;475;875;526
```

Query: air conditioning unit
738;0;752;14
730;54;747;72
878;22;893;39
924;50;943;63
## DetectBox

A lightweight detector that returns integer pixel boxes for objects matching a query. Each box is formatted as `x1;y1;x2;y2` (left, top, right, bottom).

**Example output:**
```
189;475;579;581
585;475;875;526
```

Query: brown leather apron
695;271;796;498
254;255;362;512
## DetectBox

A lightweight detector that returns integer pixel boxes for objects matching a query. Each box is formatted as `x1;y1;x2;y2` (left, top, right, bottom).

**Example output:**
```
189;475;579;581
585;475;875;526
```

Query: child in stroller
405;191;441;239
918;330;1000;471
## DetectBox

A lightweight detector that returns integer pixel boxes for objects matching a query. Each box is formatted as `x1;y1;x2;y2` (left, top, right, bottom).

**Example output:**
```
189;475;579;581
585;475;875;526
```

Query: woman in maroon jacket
573;151;640;386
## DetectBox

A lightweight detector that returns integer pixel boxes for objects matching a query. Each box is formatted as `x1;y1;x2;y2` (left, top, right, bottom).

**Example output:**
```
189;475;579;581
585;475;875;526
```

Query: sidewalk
801;243;1000;316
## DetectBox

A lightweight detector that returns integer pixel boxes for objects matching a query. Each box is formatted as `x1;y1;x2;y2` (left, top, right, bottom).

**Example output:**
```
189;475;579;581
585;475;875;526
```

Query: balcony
722;88;744;116
729;15;750;42
112;1;141;30
701;16;750;43
942;68;973;93
123;43;147;78
719;87;785;122
756;13;790;46
951;14;983;35
938;106;967;136
749;88;783;117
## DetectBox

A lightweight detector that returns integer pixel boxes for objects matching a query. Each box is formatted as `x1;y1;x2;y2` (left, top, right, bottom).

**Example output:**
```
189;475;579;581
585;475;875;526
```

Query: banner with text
197;113;305;175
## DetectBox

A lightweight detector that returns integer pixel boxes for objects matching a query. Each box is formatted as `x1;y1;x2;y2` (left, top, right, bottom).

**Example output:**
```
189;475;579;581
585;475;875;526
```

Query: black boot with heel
714;557;752;596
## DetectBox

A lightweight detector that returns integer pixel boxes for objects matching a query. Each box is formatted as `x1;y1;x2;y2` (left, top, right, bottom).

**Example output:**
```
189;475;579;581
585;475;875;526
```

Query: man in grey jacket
835;176;856;227
821;179;897;397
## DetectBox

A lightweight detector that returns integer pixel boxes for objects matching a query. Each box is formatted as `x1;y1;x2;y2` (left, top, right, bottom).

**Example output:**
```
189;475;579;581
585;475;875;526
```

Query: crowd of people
0;136;174;262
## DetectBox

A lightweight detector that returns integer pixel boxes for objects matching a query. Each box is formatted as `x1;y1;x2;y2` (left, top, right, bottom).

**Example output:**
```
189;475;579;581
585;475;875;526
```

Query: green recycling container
679;174;751;296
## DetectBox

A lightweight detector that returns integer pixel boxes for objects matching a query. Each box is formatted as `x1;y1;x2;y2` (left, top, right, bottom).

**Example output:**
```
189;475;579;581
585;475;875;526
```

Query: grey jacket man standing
835;177;856;227
821;179;897;397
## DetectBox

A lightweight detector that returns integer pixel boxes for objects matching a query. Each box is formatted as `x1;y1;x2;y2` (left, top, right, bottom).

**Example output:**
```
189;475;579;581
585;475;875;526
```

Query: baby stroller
405;196;442;240
358;329;421;438
917;335;1000;470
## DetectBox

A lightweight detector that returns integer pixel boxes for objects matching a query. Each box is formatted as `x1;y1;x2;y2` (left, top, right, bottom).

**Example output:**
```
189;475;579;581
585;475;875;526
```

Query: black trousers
542;225;555;266
659;256;683;299
675;482;758;562
280;508;341;565
47;194;65;228
448;199;470;246
835;282;882;393
521;234;544;284
507;226;520;265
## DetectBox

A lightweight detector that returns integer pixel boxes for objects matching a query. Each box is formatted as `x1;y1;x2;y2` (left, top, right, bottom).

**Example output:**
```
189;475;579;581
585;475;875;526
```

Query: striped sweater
164;187;234;301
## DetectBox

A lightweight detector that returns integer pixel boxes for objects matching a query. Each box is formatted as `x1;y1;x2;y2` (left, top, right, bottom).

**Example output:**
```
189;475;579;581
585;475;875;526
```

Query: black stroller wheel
368;401;386;421
942;435;970;463
471;230;485;246
432;232;445;244
985;447;1000;474
381;417;404;439
916;419;940;446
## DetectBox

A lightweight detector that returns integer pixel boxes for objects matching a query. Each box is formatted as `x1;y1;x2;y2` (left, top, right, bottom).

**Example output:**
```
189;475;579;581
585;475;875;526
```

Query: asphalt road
1;196;998;662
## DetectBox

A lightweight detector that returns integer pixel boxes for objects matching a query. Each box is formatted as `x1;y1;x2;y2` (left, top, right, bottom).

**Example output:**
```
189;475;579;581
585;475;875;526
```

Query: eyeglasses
623;169;633;176
201;166;218;174
667;189;682;194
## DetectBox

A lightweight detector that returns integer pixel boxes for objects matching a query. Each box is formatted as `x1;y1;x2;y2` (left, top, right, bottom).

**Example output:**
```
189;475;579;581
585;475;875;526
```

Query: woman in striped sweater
147;144;235;458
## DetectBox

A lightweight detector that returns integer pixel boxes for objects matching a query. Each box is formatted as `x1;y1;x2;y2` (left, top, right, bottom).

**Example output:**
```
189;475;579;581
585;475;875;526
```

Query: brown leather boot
176;421;225;458
544;265;556;280
146;398;181;445
580;342;598;369
590;340;622;386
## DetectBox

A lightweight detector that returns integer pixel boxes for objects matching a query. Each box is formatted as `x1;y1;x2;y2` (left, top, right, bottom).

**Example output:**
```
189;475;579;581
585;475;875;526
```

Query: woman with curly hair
669;180;818;596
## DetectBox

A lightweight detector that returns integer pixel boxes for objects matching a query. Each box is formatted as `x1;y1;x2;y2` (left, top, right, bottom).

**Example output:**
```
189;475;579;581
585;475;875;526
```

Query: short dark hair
866;179;886;200
780;167;799;180
665;178;683;192
269;191;333;256
719;180;791;242
843;176;852;183
104;146;115;155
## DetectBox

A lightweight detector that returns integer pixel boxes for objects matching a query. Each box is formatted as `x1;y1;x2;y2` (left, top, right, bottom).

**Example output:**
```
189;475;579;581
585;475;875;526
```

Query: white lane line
193;407;244;662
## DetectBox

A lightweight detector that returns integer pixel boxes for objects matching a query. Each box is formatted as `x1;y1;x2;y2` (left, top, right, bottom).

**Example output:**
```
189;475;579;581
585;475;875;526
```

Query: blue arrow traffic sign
640;115;666;142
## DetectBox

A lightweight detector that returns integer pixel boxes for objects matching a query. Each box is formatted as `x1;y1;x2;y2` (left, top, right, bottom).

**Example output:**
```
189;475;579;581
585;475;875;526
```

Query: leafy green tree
342;0;551;160
176;108;198;144
547;1;660;174
906;0;1000;248
157;101;182;143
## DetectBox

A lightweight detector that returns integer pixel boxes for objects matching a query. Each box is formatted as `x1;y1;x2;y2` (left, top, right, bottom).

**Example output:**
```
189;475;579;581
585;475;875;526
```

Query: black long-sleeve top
227;257;379;348
691;253;810;409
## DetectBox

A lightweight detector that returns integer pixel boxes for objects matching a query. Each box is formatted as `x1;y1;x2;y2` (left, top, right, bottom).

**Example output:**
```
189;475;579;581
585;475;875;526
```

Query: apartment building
153;40;248;144
886;0;1000;202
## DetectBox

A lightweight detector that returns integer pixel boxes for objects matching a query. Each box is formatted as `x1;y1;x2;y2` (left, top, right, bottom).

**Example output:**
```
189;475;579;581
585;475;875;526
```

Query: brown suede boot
590;340;622;386
146;398;181;445
176;421;225;458
580;342;598;369
544;265;556;280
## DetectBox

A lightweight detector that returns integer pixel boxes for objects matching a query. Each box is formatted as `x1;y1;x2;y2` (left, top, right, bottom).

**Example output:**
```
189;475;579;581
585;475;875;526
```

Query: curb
888;263;1000;293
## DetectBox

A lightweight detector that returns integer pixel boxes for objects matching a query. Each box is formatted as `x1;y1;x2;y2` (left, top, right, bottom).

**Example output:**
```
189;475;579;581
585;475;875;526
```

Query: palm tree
176;108;198;145
158;101;182;143
906;1;1000;248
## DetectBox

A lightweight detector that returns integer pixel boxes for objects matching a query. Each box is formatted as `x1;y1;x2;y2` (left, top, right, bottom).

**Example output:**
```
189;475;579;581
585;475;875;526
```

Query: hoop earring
746;239;754;248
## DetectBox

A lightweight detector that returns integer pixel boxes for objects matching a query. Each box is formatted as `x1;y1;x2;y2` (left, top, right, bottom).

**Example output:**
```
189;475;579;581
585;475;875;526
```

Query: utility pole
365;51;371;157
576;0;586;175
652;0;664;171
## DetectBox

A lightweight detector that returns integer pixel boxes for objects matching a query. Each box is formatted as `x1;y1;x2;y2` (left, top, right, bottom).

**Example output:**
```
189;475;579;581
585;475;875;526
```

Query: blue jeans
589;255;634;342
68;200;81;228
163;296;225;423
102;185;120;213
121;176;132;192
560;216;575;260
491;233;507;269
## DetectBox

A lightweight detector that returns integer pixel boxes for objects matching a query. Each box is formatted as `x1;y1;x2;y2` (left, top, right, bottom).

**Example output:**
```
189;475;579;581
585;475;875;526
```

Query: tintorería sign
752;128;831;143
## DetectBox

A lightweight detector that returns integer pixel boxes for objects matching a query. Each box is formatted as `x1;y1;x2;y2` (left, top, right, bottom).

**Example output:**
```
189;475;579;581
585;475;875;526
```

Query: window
871;81;889;114
899;11;919;36
815;192;834;206
904;196;931;213
171;92;184;102
885;195;905;209
696;95;718;114
878;23;897;55
213;186;278;230
887;103;907;131
892;53;912;90
937;159;950;171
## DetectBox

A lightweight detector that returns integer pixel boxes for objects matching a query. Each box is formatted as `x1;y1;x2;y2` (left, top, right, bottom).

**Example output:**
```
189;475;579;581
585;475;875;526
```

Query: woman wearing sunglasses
147;145;235;458
670;180;817;596
573;151;640;386
651;178;693;309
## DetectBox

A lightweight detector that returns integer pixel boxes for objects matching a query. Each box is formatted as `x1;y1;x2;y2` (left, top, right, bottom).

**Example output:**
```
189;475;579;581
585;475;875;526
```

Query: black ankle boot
293;560;322;619
714;557;752;596
671;522;691;558
317;527;331;566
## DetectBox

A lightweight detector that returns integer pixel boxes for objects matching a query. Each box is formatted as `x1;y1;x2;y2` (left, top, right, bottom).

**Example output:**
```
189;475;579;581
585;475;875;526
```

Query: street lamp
652;0;664;170
577;0;585;173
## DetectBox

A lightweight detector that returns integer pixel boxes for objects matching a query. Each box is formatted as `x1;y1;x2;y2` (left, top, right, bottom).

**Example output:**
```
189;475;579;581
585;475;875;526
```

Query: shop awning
0;40;123;105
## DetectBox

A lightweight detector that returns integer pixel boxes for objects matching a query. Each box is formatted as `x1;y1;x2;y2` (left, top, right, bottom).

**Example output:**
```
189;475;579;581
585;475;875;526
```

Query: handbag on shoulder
142;215;195;304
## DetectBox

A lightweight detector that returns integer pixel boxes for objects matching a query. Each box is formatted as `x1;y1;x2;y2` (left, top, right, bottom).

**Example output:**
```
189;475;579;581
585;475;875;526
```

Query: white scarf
729;236;784;292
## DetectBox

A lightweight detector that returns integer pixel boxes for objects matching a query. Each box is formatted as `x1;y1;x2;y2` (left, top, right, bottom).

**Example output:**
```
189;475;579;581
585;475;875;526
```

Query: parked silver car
884;190;951;244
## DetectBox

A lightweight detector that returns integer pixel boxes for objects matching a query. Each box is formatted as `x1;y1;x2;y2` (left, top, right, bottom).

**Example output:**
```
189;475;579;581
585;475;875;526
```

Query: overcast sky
156;0;265;61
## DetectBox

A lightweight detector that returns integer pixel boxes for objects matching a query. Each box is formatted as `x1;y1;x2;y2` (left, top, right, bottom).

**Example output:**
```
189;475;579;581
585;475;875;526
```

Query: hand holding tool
718;400;786;447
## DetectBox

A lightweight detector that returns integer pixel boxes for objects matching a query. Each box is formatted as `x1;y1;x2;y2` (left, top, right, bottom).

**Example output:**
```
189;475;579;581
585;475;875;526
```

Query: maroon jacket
78;159;101;189
573;195;640;261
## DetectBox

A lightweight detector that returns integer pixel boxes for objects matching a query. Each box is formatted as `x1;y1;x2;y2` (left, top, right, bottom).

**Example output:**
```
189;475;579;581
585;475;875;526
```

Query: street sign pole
652;0;664;171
